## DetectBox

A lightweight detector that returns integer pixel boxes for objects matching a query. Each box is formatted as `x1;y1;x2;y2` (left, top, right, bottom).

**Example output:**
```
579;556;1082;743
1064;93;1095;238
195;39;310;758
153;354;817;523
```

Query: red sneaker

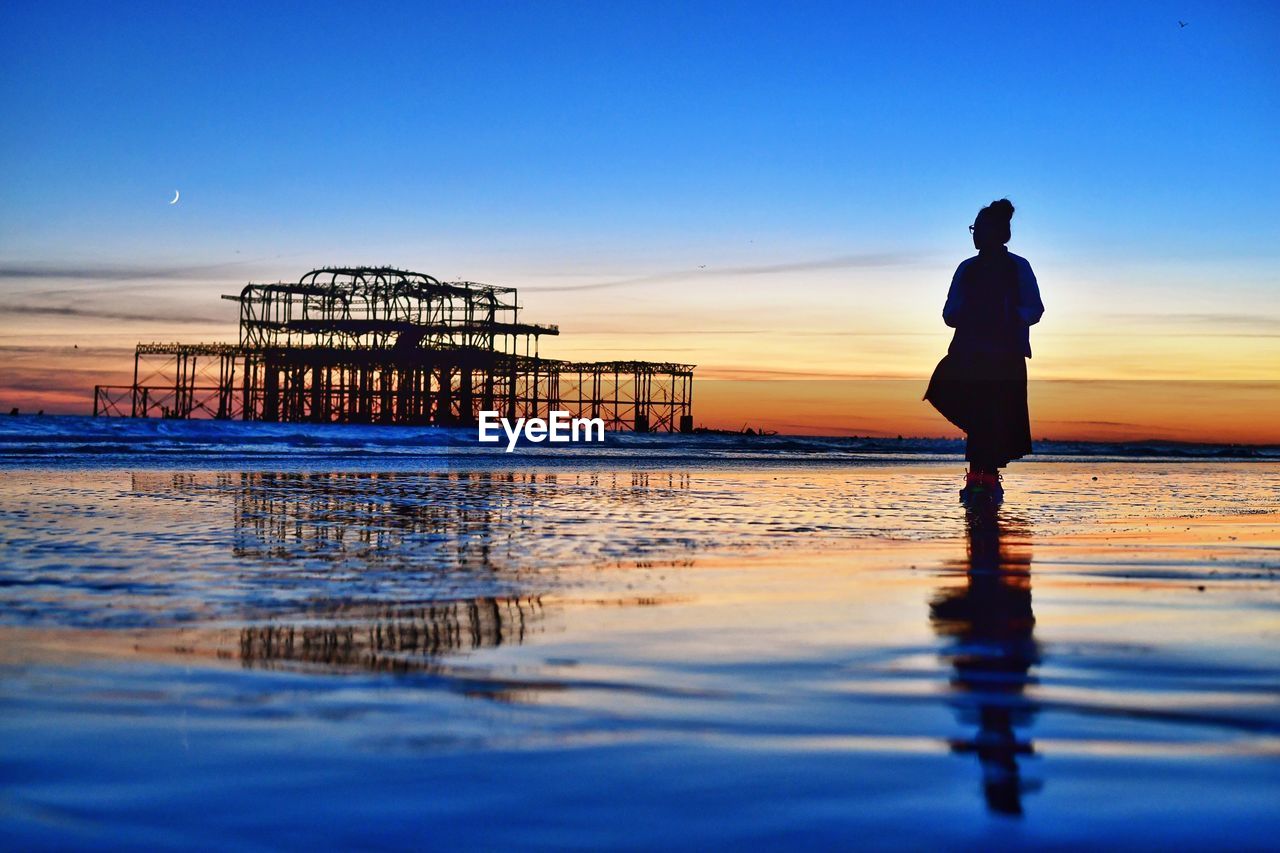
959;471;1004;503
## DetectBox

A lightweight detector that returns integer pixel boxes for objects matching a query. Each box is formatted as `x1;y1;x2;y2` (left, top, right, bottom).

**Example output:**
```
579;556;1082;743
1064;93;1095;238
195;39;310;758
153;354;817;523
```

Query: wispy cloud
2;304;229;324
570;328;770;336
0;256;306;300
0;364;129;394
695;366;918;380
0;256;296;283
567;327;939;337
0;344;136;357
1034;418;1198;433
1111;312;1280;332
523;252;926;293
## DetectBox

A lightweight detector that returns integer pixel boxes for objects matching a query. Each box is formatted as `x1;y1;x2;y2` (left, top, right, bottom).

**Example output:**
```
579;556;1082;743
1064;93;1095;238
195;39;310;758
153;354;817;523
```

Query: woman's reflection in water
930;506;1041;816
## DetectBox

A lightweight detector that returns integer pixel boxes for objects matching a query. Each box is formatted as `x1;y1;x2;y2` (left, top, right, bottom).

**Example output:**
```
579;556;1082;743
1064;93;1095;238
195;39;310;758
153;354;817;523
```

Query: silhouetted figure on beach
930;506;1040;815
925;199;1044;502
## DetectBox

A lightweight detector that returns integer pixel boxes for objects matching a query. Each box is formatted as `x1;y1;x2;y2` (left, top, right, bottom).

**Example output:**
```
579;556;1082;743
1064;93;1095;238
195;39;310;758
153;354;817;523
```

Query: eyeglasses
968;225;976;234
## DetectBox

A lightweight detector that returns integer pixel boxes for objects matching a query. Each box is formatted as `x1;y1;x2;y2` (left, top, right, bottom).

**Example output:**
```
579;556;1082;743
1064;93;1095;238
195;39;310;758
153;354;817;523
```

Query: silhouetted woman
925;199;1044;502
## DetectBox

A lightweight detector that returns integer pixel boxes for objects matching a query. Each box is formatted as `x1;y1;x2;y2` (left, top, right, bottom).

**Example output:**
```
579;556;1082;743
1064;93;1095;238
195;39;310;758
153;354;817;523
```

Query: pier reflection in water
69;471;698;627
238;596;544;675
930;507;1041;816
229;470;533;572
225;470;694;572
155;471;559;675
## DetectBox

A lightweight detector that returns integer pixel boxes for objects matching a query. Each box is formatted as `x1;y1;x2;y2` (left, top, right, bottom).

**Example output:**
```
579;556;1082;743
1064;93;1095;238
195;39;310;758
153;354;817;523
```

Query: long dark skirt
924;352;1032;468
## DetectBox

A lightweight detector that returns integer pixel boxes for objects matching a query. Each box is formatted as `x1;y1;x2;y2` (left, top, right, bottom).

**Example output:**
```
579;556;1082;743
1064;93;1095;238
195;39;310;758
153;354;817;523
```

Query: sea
1;415;1277;849
1;414;1275;467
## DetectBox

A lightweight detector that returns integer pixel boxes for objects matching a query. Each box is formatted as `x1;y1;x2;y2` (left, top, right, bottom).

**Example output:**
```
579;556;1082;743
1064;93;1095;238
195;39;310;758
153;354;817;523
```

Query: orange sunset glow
3;255;1277;444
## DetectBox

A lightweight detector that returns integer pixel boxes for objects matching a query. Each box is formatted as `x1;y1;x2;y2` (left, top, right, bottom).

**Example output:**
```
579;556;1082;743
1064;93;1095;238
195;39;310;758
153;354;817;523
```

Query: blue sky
1;0;1277;406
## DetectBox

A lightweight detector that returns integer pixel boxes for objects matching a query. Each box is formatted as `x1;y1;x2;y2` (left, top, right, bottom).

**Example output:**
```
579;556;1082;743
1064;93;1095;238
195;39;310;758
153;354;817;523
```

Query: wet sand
1;462;1278;847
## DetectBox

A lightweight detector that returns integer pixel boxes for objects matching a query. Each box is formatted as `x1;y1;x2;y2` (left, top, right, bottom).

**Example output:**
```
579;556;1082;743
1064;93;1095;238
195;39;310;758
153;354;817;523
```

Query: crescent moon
169;190;180;205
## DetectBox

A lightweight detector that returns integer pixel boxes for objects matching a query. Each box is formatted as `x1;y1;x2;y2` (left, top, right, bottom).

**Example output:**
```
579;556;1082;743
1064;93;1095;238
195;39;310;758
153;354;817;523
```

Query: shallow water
1;458;1278;848
2;414;1276;465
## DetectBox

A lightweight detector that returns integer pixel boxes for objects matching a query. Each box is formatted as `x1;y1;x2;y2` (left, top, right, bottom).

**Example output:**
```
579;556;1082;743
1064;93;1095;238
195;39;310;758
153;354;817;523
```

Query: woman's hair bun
988;198;1015;221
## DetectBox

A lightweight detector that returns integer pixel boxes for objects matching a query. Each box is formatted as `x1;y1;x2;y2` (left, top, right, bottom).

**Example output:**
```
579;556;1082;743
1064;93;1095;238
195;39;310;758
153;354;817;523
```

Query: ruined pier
94;266;694;432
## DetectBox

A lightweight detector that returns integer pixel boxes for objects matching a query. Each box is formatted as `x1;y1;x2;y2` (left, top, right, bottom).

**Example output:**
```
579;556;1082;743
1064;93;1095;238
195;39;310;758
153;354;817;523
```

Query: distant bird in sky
1179;20;1188;28
169;190;180;205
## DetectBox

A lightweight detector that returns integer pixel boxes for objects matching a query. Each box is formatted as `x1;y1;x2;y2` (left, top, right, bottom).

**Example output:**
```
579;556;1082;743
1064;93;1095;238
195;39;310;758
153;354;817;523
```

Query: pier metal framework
93;266;694;432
